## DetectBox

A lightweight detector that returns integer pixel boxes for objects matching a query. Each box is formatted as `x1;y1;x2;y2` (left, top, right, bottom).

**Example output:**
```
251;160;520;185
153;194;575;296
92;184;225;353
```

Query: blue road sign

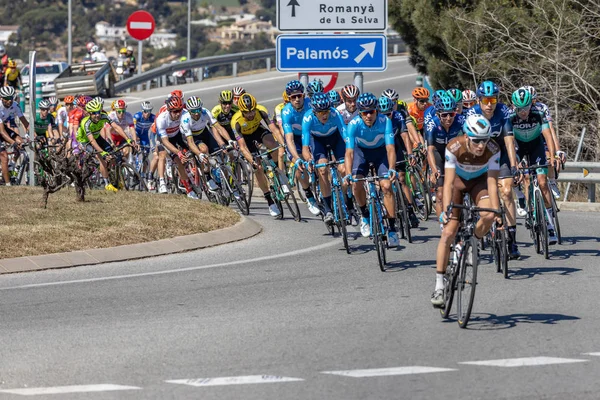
276;34;387;72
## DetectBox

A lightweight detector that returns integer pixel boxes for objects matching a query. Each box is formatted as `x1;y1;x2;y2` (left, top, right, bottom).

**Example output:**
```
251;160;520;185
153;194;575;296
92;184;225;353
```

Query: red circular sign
127;11;155;41
300;72;339;92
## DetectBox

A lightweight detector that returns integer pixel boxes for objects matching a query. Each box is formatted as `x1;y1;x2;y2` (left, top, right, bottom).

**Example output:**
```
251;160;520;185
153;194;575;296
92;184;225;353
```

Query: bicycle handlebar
446;202;501;215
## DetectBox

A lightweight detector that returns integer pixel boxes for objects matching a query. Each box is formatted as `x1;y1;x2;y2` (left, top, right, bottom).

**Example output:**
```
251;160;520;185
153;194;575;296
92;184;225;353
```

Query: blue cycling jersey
426;115;463;155
282;101;311;137
301;108;346;147
133;111;155;143
389;110;407;136
423;105;437;133
345;113;394;150
466;103;512;152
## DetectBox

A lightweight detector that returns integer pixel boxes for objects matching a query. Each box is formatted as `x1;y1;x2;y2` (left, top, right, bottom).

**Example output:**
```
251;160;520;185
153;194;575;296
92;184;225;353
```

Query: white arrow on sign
354;42;376;64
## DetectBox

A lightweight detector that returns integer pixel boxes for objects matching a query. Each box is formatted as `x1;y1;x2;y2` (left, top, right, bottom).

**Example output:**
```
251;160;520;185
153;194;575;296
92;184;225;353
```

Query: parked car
21;61;69;100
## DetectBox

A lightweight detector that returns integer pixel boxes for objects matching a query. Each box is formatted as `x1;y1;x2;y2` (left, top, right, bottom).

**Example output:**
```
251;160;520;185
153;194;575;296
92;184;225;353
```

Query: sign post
127;10;155;90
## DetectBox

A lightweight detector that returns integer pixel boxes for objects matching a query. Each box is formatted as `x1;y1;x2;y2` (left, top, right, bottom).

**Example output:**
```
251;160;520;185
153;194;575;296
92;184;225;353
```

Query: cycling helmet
186;96;203;110
307;80;324;97
141;101;153;112
462;89;477;103
77;95;92;108
93;96;104;106
39;100;50;110
114;99;126;110
166;96;184;111
232;86;246;97
219;90;233;103
126;46;134;52
434;94;456;112
119;47;127;55
7;59;16;68
381;88;399;102
46;96;58;107
341;84;360;100
463;114;491;139
85;98;103;113
476;80;499;97
285;79;304;95
0;86;15;99
86;42;96;52
433;89;448;103
238;93;257;112
511;88;532;108
397;100;408;111
357;92;378;111
412;87;430;100
311;93;331;112
170;89;184;100
447;88;462;104
90;45;99;54
282;91;289;103
64;95;75;105
377;96;395;114
328;90;341;107
523;85;537;99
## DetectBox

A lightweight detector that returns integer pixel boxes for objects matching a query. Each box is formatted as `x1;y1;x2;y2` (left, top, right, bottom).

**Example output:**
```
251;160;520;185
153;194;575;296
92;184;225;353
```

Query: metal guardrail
115;37;406;94
557;161;600;202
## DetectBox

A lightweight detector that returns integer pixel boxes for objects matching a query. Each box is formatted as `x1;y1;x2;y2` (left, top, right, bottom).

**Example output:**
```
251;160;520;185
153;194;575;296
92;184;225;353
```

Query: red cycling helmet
166;96;184;111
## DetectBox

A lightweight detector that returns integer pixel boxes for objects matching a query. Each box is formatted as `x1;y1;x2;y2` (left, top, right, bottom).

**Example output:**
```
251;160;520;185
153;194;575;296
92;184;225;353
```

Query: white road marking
322;366;457;378
0;240;340;290
0;384;140;395
459;357;588;367
583;352;600;356
166;375;303;387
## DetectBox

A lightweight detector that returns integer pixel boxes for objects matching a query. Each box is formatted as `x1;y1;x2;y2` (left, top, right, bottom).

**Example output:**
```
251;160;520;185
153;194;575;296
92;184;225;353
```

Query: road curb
557;202;600;213
0;216;262;275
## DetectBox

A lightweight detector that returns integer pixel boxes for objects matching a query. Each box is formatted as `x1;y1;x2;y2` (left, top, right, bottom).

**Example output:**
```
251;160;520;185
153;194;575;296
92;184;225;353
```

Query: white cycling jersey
156;109;188;139
0;102;24;124
108;110;134;136
91;52;108;62
56;107;68;128
179;108;216;136
336;103;358;125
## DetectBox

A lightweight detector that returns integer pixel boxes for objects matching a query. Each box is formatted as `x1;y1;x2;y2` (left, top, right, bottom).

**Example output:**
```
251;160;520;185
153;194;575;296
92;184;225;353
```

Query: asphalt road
1;61;599;399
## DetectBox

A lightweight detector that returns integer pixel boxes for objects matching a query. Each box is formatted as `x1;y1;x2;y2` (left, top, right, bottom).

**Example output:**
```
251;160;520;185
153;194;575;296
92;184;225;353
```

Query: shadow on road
456;312;581;330
385;259;436;272
560;236;600;246
551;248;600;260
508;266;582;279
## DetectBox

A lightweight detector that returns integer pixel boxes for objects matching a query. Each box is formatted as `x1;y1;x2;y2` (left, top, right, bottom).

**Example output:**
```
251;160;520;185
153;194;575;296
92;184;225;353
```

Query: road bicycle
488;205;509;278
209;146;250;215
521;160;553;259
392;159;412;243
106;143;142;191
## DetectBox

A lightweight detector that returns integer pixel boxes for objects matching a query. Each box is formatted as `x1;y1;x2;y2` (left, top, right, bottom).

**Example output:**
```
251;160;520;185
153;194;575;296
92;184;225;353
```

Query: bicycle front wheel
334;186;350;254
121;163;141;191
457;237;478;329
551;195;562;244
371;196;387;272
394;181;412;243
535;192;549;259
284;191;302;222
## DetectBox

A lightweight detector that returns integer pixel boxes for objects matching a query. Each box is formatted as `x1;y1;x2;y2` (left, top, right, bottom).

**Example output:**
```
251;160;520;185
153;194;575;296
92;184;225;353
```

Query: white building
0;25;19;45
94;22;176;49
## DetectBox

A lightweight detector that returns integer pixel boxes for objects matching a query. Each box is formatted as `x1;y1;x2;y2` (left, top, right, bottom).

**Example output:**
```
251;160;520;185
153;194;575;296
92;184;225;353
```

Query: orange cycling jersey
408;101;431;131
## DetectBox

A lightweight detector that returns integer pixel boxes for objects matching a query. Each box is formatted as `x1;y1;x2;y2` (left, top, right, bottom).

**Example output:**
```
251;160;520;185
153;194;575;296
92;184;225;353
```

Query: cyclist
424;89;447;132
431;114;501;306
76;98;128;192
426;94;464;223
306;79;324;100
108;99;138;158
381;88;424;150
0;86;29;136
47;96;59;118
408;87;431;134
507;87;558;245
378;95;420;228
466;81;519;258
232;86;246;106
337;84;360;124
68;95;91;151
301;92;348;224
211;90;239;140
0;108;23;186
34;100;58;140
328;90;342;108
155;96;200;199
282;80;320;216
181;96;228;157
462;89;477;110
232;93;284;217
273;91;289;130
133;101;157;191
3;59;21;89
56;95;74;139
447;88;466;121
343;93;399;246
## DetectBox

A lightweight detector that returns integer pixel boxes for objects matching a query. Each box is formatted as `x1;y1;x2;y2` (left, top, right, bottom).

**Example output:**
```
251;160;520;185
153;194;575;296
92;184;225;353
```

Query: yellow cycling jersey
273;102;286;123
231;105;270;137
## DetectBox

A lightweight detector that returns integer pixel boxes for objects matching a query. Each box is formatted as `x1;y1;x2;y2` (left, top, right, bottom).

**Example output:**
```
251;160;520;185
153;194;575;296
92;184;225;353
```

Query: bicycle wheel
120;163;141;191
492;230;501;274
440;243;461;319
334;185;350;254
457;237;478;329
229;170;250;215
499;228;509;279
551;195;562;244
394;181;412;243
407;170;429;221
535;192;549;259
371;196;387;272
237;158;254;207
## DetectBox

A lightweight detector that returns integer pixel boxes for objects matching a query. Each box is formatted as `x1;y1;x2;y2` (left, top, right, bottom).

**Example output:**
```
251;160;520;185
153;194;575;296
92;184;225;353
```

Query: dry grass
0;187;240;259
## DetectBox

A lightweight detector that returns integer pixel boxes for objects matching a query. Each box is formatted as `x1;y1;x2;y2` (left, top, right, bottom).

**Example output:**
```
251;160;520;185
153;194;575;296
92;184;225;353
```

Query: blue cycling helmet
463;114;491;139
307;80;324;97
434;93;456;112
476;80;499;98
357;92;378;111
311;92;331;112
285;80;304;96
377;96;395;114
328;90;341;107
447;88;463;104
431;89;448;104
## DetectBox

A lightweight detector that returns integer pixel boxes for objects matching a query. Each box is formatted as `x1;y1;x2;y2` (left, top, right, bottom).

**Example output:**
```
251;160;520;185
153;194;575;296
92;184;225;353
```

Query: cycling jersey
34;114;56;137
466;104;512;152
0;102;24;126
301;108;346;146
180;108;217;136
77;112;110;143
282;101;310;136
445;135;500;180
211;104;239;132
408;101;431;131
56;106;68;129
426;116;463;156
532;101;552;122
231;108;271;138
108;110;134;135
336;103;358;124
133;111;155;146
506;109;548;144
388;110;409;157
155;109;187;139
273;102;286;124
345;114;394;150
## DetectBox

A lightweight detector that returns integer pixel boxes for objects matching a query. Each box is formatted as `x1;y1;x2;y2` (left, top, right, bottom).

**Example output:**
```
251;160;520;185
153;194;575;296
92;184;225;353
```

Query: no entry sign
127;11;155;41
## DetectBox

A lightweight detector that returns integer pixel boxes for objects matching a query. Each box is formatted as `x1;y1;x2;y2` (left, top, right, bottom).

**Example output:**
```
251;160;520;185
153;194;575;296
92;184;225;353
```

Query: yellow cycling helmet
7;59;16;68
238;93;257;112
219;90;233;103
397;100;408;110
119;47;127;55
282;91;289;103
86;99;103;113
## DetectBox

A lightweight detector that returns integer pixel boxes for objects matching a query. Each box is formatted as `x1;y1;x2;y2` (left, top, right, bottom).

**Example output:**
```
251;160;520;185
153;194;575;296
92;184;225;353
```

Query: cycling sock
264;192;274;206
304;187;314;199
103;178;109;186
323;196;332;212
508;226;517;243
345;193;353;208
435;273;444;291
360;205;369;219
388;218;396;232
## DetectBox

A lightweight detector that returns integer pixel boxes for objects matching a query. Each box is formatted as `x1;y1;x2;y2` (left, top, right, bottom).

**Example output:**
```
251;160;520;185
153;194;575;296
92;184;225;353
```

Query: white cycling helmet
186;96;203;110
463;114;491;139
0;86;15;99
48;96;58;106
90;45;99;53
523;85;537;99
141;101;153;111
462;89;477;103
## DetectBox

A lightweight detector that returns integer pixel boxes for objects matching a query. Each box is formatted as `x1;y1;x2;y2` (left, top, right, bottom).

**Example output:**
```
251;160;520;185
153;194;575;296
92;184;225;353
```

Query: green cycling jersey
34;114;56;137
77;112;110;144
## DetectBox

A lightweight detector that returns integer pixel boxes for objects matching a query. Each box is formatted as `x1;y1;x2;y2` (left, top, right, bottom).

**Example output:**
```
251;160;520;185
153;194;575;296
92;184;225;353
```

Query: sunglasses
480;97;498;105
189;108;202;114
516;106;531;113
116;109;125;114
316;110;330;117
416;99;428;104
90;111;102;116
360;109;376;116
142;109;152;113
290;94;304;100
221;101;232;106
439;112;456;118
463;101;476;108
470;138;489;145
